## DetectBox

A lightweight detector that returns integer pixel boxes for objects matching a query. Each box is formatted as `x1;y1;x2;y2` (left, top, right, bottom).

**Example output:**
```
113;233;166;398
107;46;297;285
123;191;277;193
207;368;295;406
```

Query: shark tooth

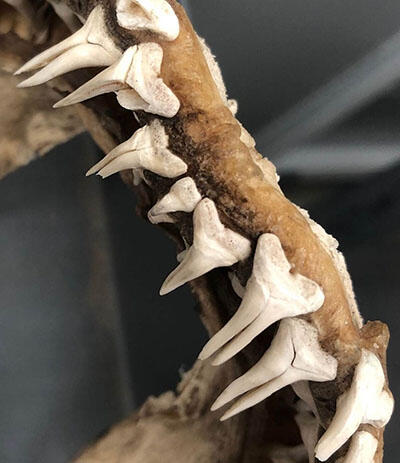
55;42;180;118
212;318;337;420
148;177;202;224
160;199;251;295
116;0;179;41
86;120;187;179
199;233;324;365
315;349;394;462
342;431;378;463
294;407;319;463
16;6;121;87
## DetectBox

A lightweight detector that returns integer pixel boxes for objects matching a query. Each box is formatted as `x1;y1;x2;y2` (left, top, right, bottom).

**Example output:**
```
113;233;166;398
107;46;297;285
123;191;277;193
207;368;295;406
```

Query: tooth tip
53;101;64;108
16;80;29;88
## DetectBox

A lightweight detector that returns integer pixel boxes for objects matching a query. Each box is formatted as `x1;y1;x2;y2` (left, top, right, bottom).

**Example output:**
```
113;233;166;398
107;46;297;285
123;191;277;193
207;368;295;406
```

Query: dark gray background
0;1;399;462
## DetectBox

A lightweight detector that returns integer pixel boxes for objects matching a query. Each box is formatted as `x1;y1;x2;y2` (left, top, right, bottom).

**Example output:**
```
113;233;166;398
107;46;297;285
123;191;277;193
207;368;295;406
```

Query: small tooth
315;349;394;462
342;431;378;463
215;318;337;419
15;6;121;83
199;233;324;364
160;199;251;295
116;0;180;41
87;120;187;179
228;272;246;299
292;381;319;420
294;410;319;463
148;177;202;224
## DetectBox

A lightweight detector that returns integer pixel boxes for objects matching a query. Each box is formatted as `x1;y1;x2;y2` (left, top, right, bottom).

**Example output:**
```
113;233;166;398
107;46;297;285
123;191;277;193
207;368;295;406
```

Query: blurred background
0;0;399;461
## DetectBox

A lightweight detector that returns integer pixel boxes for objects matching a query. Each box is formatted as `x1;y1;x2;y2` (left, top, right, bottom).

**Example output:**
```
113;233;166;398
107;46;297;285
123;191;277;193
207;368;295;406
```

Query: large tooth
342;431;378;463
160;199;251;295
213;318;337;420
16;6;121;86
116;0;179;41
148;177;202;224
315;349;394;461
55;43;180;118
86;120;187;180
294;408;319;463
199;233;324;365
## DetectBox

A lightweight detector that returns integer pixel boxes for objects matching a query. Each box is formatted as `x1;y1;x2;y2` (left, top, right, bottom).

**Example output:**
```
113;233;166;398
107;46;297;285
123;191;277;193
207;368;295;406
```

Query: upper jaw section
15;6;122;87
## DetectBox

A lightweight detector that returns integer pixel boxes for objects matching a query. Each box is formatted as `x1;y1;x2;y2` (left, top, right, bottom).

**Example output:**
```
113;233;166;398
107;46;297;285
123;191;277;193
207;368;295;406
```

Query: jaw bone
315;349;394;461
211;318;337;420
341;431;378;463
199;233;325;365
160;199;251;295
116;0;180;41
16;6;121;87
148;177;202;224
87;120;187;179
54;43;180;118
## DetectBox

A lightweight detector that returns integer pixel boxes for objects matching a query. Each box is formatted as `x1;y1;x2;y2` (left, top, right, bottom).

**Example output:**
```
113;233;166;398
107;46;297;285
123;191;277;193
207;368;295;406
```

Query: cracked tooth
148;177;202;224
16;6;121;86
315;349;394;461
86;120;187;179
342;431;378;463
116;0;179;41
160;199;251;295
212;318;337;420
199;233;324;364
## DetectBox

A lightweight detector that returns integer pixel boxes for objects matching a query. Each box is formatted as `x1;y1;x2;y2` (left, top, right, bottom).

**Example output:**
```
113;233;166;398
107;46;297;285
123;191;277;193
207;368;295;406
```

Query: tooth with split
86;120;187;179
199;233;325;365
341;431;378;463
116;0;179;41
15;6;121;88
54;43;180;118
148;177;202;224
160;199;251;295
211;318;337;421
315;349;394;461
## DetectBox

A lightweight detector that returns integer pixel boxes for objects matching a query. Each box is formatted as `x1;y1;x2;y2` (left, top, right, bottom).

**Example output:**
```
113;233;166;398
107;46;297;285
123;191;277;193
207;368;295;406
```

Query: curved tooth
212;318;337;420
148;177;202;224
199;233;324;364
315;349;394;462
294;408;319;463
160;199;251;295
55;43;180;118
342;431;378;463
116;0;179;41
16;6;121;86
228;272;246;299
86;120;187;179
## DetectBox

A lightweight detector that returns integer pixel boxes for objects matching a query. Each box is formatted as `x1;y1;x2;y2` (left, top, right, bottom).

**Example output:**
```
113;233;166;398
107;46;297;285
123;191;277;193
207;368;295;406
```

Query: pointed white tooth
315;349;394;462
87;120;187;179
116;0;180;41
148;177;202;224
294;410;319;463
15;6;121;83
160;199;251;295
342;431;378;463
228;272;246;298
199;233;324;363
217;318;337;420
53;46;137;107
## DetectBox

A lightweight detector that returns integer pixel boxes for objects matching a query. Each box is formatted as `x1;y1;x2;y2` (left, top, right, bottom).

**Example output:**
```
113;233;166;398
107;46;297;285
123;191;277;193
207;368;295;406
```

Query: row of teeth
14;2;393;462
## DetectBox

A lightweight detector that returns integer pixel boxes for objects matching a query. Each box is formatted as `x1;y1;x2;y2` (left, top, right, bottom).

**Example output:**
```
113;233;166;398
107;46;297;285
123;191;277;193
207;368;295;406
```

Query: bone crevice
87;120;187;180
116;0;180;41
315;349;394;461
15;6;121;87
210;318;337;420
160;198;251;295
148;177;202;224
199;233;325;365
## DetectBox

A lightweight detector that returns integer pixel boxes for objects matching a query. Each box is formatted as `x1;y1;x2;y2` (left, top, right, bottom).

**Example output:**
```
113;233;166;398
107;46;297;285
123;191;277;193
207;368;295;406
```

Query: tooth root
199;233;324;364
148;177;202;224
294;410;319;463
160;199;251;295
215;319;337;420
116;0;180;41
315;350;393;462
87;121;187;180
342;432;378;463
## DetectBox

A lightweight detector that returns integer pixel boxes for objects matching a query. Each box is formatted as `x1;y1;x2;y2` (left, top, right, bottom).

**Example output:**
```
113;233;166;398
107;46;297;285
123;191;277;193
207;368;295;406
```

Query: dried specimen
1;1;394;462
